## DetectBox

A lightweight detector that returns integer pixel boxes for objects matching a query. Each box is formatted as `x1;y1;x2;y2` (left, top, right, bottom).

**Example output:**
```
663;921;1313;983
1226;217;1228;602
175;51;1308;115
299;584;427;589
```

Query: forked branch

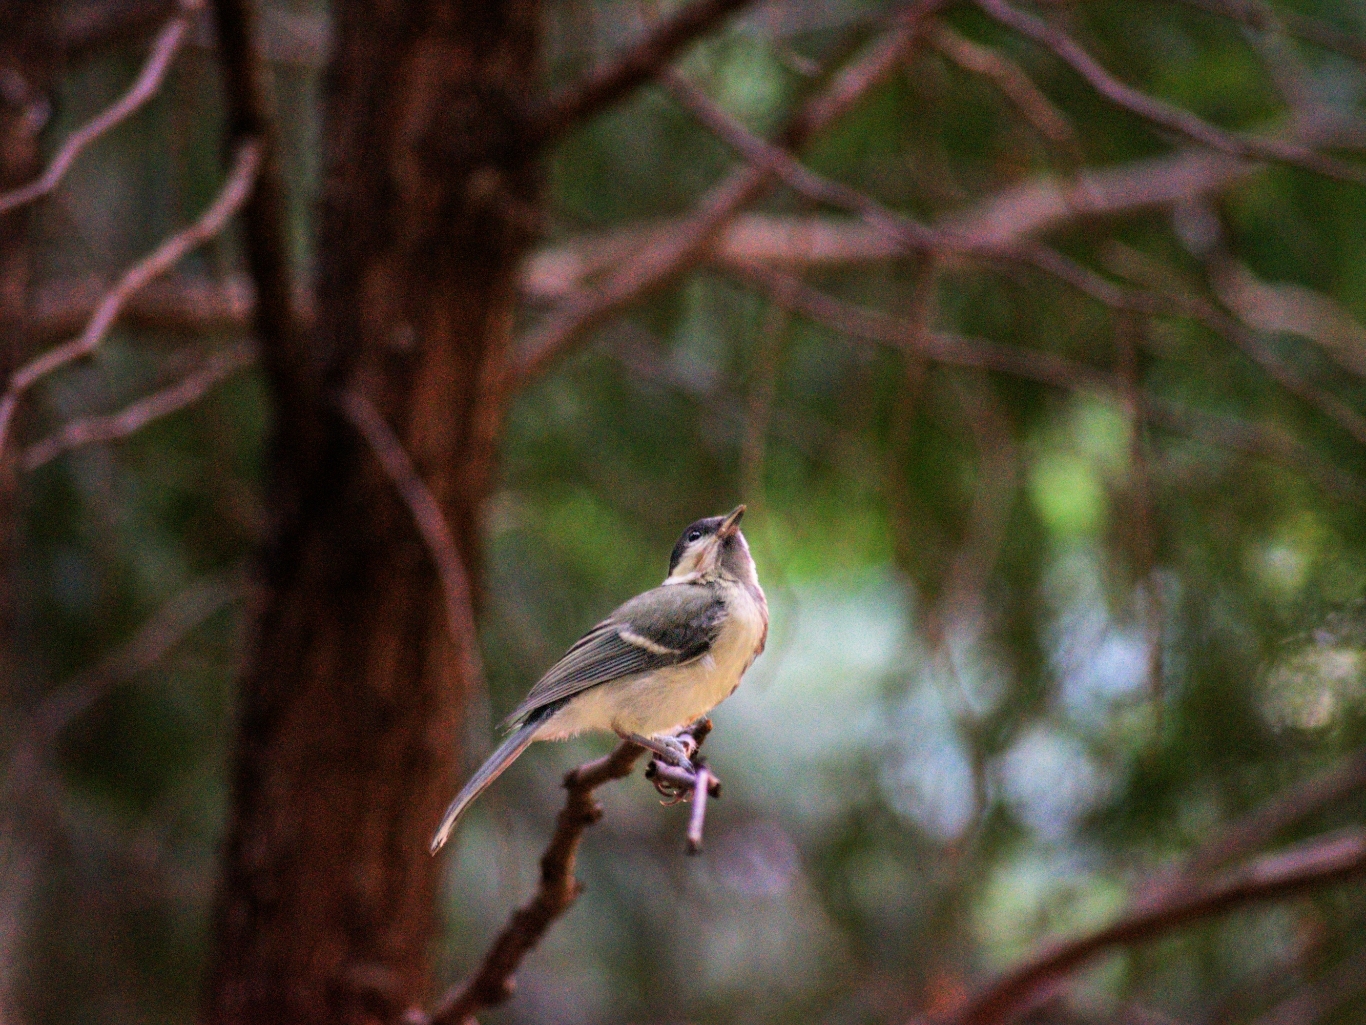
529;0;755;147
0;6;194;215
415;741;646;1025
0;140;261;454
952;829;1366;1025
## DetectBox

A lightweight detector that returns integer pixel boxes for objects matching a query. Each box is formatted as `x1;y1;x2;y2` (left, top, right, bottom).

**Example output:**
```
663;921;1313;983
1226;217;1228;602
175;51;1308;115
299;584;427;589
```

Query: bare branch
528;0;755;147
1251;944;1366;1025
337;391;485;697
7;576;246;782
416;741;647;1025
734;260;1115;392
954;829;1366;1025
1026;244;1366;449
928;21;1077;146
512;2;945;386
1144;399;1366;505
27;273;312;346
1210;259;1366;379
661;69;939;250
1173;0;1366;71
0;140;261;455
977;0;1366;184
21;342;254;470
211;0;309;431
0;10;192;215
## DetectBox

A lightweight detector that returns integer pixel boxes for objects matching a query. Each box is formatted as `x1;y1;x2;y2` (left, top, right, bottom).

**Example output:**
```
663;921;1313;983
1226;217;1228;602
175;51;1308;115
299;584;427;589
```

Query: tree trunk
203;3;539;1023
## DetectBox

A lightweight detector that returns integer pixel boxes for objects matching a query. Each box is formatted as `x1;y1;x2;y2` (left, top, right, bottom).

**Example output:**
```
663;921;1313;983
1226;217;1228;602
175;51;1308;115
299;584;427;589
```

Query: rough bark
203;2;539;1023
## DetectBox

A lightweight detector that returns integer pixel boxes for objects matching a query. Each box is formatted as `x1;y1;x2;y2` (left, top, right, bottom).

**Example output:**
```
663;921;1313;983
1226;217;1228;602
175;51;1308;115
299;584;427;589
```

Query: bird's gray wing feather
504;584;725;726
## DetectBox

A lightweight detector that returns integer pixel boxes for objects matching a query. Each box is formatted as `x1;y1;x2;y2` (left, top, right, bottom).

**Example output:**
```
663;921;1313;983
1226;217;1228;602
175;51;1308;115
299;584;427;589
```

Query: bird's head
664;505;756;585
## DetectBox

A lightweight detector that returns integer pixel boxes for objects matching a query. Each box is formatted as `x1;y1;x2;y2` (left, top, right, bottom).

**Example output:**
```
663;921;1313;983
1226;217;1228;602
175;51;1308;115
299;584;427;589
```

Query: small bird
431;505;767;853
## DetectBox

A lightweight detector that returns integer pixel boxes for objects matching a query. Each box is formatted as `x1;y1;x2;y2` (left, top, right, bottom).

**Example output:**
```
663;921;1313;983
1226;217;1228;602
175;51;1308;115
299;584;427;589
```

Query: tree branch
928;20;1077;146
21;342;254;470
512;1;946;387
528;0;755;148
0;140;261;455
953;829;1366;1025
0;8;192;215
415;741;646;1025
336;390;486;697
734;260;1115;392
210;0;309;435
977;0;1366;184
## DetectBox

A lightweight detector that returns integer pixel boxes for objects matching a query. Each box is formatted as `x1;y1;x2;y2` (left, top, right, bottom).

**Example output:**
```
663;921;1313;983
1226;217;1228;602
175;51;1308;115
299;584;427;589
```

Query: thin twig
977;0;1366;184
0;9;193;216
22;342;254;470
416;741;646;1025
6;576;246;786
928;21;1077;146
337;391;486;698
1171;0;1366;71
211;0;309;429
734;261;1115;392
1026;243;1366;449
512;1;946;387
529;0;754;147
953;829;1366;1025
686;767;713;853
661;69;941;252
0;140;262;455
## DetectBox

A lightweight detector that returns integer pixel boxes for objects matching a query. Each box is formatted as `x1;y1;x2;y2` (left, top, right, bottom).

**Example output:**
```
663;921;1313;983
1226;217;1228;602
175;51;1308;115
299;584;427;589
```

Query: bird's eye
687;529;702;543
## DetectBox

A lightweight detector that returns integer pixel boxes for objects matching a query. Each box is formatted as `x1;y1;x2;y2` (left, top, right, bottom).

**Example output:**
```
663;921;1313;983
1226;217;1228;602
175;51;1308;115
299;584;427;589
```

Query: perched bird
431;505;767;853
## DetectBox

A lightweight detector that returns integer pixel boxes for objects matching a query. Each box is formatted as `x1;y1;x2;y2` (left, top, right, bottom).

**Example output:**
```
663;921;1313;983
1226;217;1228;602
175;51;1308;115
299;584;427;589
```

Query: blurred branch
932;373;1018;639
528;0;754;148
1251;944;1366;1025
977;0;1366;184
6;576;246;786
415;741;647;1025
337;391;485;695
512;1;945;387
522;146;1261;301
737;262;1366;506
61;0;179;59
1029;244;1366;449
0;140;261;454
1173;0;1366;70
735;261;1115;391
661;68;940;252
28;273;310;346
928;21;1077;146
1148;747;1366;900
211;0;309;430
1211;260;1366;379
952;829;1366;1025
1143;398;1366;506
0;9;191;215
21;341;254;470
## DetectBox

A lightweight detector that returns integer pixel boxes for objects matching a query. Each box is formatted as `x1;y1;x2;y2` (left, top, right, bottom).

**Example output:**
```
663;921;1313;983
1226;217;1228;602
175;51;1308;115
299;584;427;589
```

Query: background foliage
6;0;1366;1022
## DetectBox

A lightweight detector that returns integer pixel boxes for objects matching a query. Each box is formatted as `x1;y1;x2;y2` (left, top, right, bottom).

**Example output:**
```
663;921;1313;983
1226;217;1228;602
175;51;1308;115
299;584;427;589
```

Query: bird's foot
615;729;695;774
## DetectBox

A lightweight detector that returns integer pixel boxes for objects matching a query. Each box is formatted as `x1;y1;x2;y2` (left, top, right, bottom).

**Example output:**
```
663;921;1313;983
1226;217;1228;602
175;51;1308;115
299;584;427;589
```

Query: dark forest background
3;0;1366;1023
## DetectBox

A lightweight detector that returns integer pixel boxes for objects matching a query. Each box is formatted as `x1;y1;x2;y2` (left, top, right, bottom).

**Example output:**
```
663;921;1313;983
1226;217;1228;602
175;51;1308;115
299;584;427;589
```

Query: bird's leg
614;728;695;773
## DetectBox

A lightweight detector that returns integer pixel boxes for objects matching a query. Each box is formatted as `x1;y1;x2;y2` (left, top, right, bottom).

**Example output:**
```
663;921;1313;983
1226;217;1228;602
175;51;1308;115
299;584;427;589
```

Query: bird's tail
430;719;540;854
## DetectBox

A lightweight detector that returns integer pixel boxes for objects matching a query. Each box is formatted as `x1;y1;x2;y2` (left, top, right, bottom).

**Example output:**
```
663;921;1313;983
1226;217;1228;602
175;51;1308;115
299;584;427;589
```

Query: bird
430;505;767;854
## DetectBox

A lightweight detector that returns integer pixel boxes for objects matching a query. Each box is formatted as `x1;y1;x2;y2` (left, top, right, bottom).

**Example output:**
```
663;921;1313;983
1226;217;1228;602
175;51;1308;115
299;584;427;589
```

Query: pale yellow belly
534;588;765;741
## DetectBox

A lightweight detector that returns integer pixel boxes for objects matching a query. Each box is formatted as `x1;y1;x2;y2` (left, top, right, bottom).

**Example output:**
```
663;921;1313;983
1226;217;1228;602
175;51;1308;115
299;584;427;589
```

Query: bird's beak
718;505;745;538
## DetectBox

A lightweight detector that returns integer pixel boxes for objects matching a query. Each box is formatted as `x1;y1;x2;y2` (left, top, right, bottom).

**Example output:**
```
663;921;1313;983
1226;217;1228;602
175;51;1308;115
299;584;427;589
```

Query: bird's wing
504;584;725;726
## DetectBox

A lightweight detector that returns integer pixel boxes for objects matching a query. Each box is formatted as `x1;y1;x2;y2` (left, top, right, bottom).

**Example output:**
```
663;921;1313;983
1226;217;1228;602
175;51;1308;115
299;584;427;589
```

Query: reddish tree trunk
203;3;539;1023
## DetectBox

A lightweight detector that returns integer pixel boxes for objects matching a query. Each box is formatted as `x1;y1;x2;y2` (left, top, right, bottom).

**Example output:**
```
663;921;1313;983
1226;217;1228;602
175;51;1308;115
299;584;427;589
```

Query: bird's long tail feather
430;719;540;854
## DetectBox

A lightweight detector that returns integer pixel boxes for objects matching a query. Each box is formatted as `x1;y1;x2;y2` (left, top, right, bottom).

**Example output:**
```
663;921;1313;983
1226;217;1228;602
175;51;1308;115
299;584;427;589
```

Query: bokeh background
5;0;1366;1023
